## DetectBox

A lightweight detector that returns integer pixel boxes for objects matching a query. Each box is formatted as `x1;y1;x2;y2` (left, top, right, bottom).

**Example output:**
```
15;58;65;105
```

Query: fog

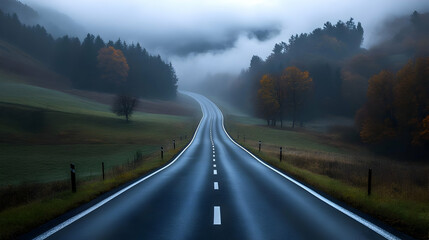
20;0;429;89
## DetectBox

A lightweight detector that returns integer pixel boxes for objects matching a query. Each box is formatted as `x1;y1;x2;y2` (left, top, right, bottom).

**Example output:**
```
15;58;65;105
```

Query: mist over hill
0;0;85;38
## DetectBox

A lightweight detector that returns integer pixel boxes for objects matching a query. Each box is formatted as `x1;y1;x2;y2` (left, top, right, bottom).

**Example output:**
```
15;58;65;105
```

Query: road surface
30;92;400;240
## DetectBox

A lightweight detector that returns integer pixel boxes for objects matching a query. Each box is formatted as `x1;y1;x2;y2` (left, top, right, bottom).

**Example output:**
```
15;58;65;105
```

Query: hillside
0;39;70;89
0;0;84;37
0;39;194;116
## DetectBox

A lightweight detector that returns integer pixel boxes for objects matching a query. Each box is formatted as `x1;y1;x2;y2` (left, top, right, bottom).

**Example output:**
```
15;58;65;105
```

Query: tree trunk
292;91;296;128
292;106;296;128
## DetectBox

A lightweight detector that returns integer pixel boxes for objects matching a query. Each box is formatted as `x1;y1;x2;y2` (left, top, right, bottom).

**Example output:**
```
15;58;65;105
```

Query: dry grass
242;139;428;202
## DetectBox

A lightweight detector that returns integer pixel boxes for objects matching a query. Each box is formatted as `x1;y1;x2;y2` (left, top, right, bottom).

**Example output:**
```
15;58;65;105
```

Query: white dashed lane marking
213;206;221;225
214;182;219;190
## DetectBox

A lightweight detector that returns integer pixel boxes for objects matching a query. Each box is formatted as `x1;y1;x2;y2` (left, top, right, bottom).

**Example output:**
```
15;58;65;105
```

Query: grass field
0;70;200;239
0;145;187;240
0;80;198;185
222;107;429;239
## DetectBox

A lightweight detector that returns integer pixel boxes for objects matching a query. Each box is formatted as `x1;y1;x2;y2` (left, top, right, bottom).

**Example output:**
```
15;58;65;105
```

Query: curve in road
30;92;401;240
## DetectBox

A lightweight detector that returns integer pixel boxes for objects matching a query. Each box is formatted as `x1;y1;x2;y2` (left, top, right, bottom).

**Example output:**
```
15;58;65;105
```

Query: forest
0;10;178;99
231;18;364;117
229;11;429;153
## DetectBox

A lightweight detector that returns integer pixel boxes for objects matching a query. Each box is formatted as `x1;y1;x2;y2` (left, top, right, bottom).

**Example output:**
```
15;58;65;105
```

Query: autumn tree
111;94;138;122
281;66;313;128
357;57;429;149
358;71;396;143
257;74;280;125
419;116;429;143
394;58;429;146
97;46;129;90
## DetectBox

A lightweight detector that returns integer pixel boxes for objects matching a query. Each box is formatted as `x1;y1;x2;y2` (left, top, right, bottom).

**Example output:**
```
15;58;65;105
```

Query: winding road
30;92;401;240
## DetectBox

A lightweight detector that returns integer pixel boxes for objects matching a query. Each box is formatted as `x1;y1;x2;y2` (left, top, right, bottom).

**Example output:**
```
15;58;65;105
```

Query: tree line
229;11;429;153
231;18;364;121
0;10;177;99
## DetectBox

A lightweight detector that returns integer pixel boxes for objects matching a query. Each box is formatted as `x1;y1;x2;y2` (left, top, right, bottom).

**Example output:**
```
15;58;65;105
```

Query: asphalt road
30;92;401;240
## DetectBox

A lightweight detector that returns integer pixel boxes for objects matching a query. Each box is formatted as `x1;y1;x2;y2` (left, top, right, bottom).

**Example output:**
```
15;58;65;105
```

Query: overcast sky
21;0;429;88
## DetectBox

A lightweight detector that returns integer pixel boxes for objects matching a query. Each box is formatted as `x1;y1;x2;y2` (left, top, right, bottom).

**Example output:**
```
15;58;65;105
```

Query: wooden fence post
70;164;76;193
102;162;105;180
368;168;372;196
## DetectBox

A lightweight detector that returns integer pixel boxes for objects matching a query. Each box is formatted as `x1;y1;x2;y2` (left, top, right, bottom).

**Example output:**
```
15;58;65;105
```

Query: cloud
158;26;281;56
248;28;281;41
170;34;274;88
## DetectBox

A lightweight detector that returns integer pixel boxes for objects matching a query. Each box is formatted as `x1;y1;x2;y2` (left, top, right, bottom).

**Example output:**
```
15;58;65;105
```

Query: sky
21;0;429;89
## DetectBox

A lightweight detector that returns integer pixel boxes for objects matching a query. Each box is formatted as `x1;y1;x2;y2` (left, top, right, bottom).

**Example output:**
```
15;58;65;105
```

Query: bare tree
111;94;138;122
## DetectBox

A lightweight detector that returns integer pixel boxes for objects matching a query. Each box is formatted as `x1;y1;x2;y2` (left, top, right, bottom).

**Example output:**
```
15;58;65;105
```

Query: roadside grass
0;146;187;240
0;144;156;184
225;114;429;239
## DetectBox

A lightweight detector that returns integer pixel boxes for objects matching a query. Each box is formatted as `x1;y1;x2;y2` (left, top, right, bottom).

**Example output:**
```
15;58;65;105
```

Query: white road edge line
213;206;221;225
214;182;219;190
213;169;217;175
219;106;399;240
32;98;207;240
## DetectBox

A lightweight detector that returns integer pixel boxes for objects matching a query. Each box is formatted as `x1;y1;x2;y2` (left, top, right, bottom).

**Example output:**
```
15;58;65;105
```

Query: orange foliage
257;67;313;127
419;115;429;141
97;46;129;86
281;66;313;92
281;66;313;127
358;57;429;147
257;74;280;122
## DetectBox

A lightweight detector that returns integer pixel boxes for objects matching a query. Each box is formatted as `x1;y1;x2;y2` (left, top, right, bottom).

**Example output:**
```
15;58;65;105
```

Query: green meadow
0;72;199;239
